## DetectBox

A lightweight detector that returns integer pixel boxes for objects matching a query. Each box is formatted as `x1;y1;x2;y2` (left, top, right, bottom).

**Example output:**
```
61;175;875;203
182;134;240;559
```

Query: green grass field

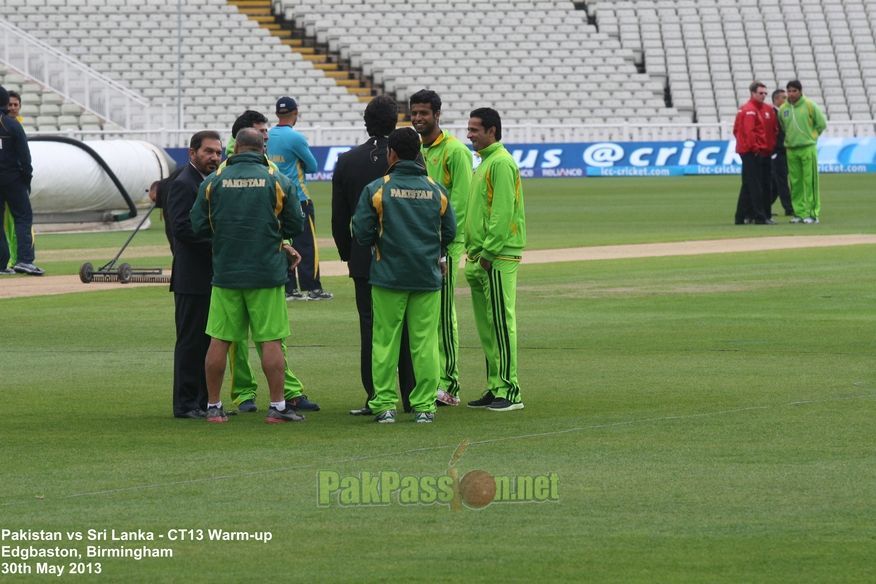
1;175;874;582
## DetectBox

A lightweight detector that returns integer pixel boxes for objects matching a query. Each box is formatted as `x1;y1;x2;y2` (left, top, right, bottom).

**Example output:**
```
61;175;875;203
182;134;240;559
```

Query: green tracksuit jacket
352;160;456;291
465;141;526;262
190;151;304;289
421;130;471;248
778;96;827;149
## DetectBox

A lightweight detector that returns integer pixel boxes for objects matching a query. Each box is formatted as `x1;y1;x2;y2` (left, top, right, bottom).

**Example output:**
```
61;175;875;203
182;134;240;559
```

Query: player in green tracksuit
410;90;472;405
464;108;526;412
352;128;456;424
214;145;319;413
778;80;827;223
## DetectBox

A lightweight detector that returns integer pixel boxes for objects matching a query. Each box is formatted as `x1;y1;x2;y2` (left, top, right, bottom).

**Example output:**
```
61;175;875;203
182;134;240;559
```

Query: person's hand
479;257;492;271
283;244;301;270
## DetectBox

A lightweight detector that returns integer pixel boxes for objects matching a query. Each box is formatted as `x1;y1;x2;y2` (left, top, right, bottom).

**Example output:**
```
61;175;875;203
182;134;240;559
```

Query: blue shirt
267;125;317;202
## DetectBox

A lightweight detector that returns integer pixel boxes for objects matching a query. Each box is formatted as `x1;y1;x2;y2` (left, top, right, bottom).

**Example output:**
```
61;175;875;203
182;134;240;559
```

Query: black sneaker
467;391;495;408
13;262;44;276
287;394;320;411
305;288;334;300
265;406;305;423
349;405;372;416
286;289;308;301
486;398;525;412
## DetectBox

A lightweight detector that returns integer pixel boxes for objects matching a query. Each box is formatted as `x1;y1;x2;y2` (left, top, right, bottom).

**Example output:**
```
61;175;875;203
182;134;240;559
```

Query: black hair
786;79;803;92
231;110;268;138
0;86;8;109
470;107;502;141
364;95;398;137
409;89;442;114
7;90;20;103
388;127;421;161
190;130;221;150
771;88;786;100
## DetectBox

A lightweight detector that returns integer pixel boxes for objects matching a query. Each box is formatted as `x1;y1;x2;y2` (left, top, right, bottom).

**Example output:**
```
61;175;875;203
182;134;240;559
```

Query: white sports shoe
436;389;460;406
803;217;815;224
790;216;804;224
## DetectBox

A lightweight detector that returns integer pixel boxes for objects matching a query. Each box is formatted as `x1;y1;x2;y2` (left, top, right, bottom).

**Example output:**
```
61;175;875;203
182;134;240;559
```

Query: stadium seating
276;0;687;132
590;0;876;128
0;64;102;132
0;0;362;140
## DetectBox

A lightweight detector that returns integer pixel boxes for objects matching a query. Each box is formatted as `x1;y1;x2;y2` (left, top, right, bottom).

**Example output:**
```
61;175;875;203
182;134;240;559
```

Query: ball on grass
459;469;496;509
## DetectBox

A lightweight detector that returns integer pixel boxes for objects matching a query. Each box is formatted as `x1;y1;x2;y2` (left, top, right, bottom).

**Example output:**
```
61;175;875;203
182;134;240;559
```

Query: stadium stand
1;0;873;144
589;0;876;135
275;0;687;132
0;0;362;140
0;64;107;132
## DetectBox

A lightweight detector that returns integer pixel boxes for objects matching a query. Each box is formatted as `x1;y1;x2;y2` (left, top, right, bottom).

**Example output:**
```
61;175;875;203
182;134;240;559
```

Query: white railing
0;21;173;130
25;120;876;148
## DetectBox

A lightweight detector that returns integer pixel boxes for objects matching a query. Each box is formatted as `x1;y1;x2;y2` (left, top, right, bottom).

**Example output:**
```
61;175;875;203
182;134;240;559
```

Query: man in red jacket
733;81;776;225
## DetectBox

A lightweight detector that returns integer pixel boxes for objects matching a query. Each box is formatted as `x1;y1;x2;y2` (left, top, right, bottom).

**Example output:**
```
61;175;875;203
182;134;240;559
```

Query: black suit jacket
166;163;212;295
331;136;392;279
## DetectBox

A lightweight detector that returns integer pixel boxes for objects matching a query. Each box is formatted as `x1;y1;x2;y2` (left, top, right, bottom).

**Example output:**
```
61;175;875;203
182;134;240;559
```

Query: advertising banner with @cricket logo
316;439;559;510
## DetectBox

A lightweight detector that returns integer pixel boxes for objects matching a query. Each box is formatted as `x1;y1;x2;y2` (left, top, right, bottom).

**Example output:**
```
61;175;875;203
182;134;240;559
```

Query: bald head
235;127;265;154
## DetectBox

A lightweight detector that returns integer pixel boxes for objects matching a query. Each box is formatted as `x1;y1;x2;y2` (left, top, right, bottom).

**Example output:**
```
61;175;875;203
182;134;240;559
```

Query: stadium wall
165;137;876;180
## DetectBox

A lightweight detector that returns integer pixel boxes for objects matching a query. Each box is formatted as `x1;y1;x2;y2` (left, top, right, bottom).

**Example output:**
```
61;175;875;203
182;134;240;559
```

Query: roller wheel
117;263;132;284
79;262;94;284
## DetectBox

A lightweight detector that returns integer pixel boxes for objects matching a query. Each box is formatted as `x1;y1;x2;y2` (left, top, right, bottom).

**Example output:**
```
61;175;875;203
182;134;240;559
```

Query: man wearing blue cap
268;96;332;301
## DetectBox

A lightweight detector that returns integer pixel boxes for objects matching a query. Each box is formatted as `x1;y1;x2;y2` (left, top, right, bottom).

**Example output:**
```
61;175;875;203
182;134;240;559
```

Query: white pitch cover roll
28;139;174;214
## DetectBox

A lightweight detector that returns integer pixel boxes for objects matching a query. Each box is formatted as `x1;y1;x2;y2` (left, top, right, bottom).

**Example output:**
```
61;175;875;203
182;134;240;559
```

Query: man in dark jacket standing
352;128;456;424
0;85;42;276
165;130;222;419
331;95;416;415
191;129;305;424
769;88;794;217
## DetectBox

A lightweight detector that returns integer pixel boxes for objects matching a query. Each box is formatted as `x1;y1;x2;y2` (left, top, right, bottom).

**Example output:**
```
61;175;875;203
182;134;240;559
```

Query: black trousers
770;151;794;215
353;277;415;412
172;293;210;416
735;153;771;224
287;200;322;293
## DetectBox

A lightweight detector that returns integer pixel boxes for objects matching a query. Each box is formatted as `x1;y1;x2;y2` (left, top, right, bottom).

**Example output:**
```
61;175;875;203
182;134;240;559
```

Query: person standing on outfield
2;91;23;272
268;96;332;301
779;80;827;224
331;95;416;416
165;130;222;418
769;88;794;217
220;110;320;414
733;81;775;225
410;89;472;407
190;128;306;424
0;86;41;276
352;127;456;424
464;108;526;412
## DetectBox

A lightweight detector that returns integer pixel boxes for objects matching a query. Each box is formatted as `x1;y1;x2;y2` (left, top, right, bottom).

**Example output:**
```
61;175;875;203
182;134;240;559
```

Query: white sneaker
790;216;804;224
803;217;815;224
436;389;460;406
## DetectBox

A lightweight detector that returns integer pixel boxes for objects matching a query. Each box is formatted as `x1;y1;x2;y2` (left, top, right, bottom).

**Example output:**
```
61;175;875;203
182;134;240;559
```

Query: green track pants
464;258;522;403
439;244;462;396
368;286;440;415
786;145;821;219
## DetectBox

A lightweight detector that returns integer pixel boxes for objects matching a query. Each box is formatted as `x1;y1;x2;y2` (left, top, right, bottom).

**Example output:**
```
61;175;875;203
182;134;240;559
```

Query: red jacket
733;99;775;156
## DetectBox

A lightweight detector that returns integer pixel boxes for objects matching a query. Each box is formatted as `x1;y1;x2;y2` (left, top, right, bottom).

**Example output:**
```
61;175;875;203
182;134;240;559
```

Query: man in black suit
331;96;415;415
165;131;223;418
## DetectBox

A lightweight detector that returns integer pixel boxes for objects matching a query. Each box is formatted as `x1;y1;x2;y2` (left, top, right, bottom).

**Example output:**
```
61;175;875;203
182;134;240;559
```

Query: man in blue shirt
267;97;332;301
